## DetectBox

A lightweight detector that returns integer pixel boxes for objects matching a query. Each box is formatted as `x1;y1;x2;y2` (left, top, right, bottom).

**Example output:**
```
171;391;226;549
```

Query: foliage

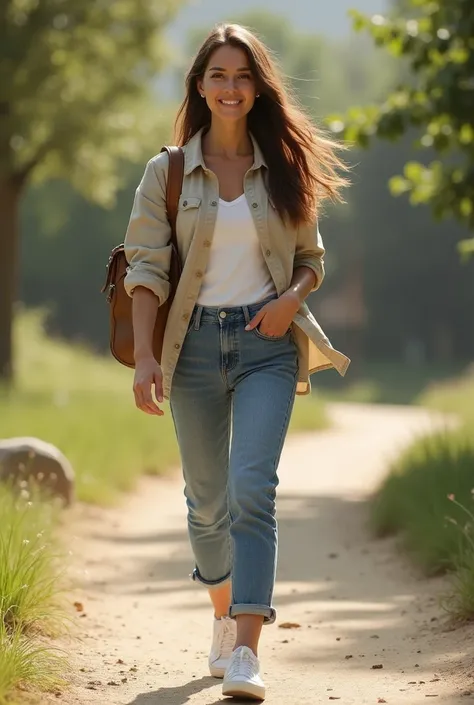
332;0;474;253
1;0;182;203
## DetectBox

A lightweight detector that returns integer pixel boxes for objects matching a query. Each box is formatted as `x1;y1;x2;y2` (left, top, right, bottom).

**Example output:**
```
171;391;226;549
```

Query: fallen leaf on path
378;699;387;703
278;622;301;629
73;601;84;612
329;698;341;701
372;664;384;669
345;655;353;659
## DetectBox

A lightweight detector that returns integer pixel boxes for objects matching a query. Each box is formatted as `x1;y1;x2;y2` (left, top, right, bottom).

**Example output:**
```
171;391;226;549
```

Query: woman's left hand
245;292;301;337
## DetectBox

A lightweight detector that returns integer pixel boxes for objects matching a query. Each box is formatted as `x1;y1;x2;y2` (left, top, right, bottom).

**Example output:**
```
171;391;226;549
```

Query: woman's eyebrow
208;66;251;71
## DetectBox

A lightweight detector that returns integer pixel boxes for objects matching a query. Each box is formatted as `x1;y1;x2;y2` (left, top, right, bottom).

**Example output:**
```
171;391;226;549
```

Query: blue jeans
170;295;298;625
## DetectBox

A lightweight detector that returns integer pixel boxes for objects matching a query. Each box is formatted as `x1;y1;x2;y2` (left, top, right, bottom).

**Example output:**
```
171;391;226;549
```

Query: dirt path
56;403;473;704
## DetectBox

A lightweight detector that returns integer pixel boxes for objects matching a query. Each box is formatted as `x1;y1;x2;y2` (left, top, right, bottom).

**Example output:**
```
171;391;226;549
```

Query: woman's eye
211;73;223;79
238;74;252;80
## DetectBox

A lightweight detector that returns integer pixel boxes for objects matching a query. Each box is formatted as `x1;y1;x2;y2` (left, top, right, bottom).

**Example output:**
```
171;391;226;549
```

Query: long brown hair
175;23;349;227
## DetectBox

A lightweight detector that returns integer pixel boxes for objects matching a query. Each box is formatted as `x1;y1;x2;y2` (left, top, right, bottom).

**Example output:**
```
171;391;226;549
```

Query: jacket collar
183;126;267;175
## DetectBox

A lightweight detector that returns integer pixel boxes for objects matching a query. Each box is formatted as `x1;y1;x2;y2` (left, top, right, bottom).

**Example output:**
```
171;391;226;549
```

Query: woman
124;23;350;701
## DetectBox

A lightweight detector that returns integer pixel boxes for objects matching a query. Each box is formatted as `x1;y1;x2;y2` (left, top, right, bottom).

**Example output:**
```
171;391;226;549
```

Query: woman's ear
197;79;204;97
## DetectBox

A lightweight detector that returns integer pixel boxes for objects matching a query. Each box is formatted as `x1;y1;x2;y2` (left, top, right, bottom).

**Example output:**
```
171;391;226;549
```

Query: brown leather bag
101;146;185;368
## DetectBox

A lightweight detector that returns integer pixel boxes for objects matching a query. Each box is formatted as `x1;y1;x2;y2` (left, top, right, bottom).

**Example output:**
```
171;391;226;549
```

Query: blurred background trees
1;0;182;384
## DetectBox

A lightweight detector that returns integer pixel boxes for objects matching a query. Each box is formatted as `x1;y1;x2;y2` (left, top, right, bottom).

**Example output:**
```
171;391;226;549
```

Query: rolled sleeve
123;154;172;305
293;218;325;291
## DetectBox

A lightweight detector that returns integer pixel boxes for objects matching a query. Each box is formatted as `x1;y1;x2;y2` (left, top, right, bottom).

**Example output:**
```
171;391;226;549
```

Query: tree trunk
0;177;22;387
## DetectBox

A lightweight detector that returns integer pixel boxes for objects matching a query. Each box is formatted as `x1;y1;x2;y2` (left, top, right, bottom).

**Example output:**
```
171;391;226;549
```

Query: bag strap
160;146;185;250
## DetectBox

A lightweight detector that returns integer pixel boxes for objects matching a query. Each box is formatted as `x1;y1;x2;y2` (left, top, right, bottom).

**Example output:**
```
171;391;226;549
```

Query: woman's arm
132;286;159;363
291;218;325;293
124;153;172;303
281;266;317;307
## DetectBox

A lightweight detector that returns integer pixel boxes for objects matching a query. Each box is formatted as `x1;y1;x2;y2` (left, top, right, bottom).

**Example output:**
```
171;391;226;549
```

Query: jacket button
196;270;203;278
203;240;211;247
182;200;188;207
211;200;217;207
266;249;271;256
252;202;258;209
174;343;181;350
182;313;189;321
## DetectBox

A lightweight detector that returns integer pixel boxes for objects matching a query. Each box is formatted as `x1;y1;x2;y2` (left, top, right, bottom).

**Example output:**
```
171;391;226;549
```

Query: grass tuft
0;486;69;702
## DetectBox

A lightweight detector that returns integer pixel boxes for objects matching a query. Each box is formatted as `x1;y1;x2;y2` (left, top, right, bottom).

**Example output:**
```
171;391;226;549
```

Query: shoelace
220;620;236;658
227;649;257;680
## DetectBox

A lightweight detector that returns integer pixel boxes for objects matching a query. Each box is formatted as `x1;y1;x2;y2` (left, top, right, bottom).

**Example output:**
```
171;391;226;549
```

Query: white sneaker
208;616;237;678
222;645;266;701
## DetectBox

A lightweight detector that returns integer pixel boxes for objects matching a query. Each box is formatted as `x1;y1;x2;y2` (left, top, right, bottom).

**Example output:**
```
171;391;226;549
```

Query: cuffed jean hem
229;604;276;625
191;567;232;589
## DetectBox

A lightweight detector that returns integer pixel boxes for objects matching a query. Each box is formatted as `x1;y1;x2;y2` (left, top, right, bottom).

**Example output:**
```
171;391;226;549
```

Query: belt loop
194;305;203;330
242;305;251;326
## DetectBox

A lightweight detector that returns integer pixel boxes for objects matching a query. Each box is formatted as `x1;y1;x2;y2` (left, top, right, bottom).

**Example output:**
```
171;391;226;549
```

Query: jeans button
219;311;227;319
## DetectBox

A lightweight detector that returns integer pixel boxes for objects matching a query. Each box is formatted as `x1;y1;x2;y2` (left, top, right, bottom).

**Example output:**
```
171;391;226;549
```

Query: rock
0;437;75;505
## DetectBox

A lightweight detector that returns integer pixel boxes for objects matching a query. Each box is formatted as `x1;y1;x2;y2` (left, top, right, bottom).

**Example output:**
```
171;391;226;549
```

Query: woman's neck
202;120;253;160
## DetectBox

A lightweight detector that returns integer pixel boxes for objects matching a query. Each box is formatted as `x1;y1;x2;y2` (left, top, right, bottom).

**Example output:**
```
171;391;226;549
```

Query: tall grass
372;365;474;621
371;429;474;575
1;309;328;505
0;486;68;702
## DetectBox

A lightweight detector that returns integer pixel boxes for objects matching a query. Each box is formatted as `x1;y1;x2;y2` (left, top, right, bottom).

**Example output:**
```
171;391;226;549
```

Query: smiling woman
123;22;350;702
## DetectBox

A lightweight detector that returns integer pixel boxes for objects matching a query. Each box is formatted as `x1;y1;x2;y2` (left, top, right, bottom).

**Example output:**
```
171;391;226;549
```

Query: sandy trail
55;403;473;704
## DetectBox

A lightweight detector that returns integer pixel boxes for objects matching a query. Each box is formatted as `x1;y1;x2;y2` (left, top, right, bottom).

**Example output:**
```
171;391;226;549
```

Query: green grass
0;486;68;703
419;368;474;427
317;360;467;405
371;365;474;620
1;309;328;506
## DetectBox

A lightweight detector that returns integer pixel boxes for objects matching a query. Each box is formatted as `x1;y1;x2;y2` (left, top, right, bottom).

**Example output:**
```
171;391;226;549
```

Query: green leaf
389;175;411;196
458;238;474;261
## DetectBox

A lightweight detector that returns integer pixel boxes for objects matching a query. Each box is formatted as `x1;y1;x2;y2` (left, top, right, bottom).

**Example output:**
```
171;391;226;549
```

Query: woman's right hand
133;357;164;416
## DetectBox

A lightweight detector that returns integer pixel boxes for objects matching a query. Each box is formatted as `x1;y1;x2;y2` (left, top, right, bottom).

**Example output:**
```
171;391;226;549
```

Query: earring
256;94;260;98
201;94;205;98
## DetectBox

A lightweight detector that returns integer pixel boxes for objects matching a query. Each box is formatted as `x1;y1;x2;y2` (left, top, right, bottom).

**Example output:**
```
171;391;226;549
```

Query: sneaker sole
222;682;265;701
209;664;226;679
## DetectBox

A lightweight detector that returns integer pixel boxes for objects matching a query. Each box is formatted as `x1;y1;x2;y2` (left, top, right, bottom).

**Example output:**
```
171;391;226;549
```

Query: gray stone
0;437;75;506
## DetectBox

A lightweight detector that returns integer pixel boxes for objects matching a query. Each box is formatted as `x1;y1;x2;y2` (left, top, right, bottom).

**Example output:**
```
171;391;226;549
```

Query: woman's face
197;45;257;122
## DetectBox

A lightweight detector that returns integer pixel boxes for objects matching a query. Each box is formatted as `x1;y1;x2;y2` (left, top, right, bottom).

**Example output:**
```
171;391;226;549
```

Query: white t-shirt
196;194;276;306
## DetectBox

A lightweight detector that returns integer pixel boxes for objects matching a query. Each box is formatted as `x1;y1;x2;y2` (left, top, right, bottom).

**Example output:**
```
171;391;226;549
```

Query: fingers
133;382;163;416
245;309;265;331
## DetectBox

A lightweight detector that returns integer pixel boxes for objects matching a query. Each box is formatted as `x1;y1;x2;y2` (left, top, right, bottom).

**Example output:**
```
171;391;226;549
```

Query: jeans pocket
252;326;291;342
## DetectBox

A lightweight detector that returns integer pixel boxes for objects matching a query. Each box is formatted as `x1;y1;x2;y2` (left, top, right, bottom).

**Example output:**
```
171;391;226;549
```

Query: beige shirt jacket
123;128;350;399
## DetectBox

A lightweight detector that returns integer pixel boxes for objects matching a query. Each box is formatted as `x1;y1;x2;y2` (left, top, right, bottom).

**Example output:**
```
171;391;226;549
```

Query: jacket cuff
123;268;170;304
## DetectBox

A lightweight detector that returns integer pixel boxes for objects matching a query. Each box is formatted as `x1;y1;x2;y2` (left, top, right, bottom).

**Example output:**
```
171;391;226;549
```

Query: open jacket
123;128;350;399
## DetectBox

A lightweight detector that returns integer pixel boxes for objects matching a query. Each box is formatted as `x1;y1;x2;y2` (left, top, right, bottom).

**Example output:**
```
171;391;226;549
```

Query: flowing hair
174;23;349;227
